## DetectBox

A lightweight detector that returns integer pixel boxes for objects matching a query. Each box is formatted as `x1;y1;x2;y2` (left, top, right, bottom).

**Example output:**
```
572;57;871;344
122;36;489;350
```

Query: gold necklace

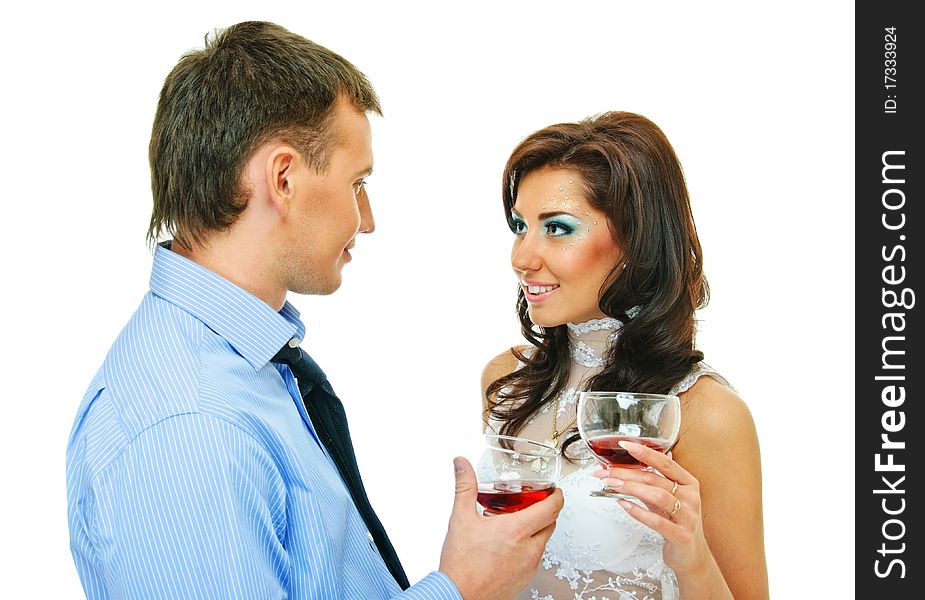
546;319;620;447
547;392;578;447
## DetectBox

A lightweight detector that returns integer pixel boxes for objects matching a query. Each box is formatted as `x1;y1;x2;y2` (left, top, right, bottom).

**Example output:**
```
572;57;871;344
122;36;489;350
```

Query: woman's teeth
527;284;558;294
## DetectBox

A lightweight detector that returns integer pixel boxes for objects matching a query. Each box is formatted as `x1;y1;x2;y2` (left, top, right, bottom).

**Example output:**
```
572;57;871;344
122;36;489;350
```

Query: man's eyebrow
354;166;373;178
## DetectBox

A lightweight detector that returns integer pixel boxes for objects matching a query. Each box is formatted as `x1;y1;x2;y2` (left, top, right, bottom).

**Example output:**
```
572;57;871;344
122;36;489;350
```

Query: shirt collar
150;243;306;370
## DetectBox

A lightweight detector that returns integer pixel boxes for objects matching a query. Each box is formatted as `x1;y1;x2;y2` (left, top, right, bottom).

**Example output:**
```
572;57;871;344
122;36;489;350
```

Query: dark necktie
271;342;411;590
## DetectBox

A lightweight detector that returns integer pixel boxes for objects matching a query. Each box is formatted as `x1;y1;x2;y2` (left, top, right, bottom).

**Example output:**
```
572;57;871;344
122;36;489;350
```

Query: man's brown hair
148;21;381;248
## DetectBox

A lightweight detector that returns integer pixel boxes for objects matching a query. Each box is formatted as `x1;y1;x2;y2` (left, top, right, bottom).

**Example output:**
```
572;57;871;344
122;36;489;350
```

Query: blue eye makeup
510;214;527;234
543;215;582;237
509;212;583;237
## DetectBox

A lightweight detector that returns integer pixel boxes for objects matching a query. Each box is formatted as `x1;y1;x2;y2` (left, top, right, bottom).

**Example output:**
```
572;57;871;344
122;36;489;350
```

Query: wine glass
576;391;681;499
476;434;561;515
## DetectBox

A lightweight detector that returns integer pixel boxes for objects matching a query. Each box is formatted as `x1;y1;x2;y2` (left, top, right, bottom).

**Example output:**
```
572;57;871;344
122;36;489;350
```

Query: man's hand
438;457;563;600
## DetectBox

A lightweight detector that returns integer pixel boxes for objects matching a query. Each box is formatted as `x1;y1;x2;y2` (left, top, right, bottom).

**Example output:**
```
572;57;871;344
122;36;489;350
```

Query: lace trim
669;362;733;396
535;559;665;600
551;388;577;417
572;341;605;368
567;317;623;335
563;306;641;336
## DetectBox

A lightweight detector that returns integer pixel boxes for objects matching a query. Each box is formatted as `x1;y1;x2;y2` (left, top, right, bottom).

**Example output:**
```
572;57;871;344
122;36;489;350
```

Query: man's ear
266;145;300;218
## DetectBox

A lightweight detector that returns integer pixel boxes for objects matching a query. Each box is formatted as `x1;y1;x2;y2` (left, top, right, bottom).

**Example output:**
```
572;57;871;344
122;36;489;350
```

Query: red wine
477;481;556;514
587;435;671;468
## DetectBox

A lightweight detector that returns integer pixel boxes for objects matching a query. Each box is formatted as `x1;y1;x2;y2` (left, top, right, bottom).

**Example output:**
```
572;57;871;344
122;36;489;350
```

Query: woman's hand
593;440;713;577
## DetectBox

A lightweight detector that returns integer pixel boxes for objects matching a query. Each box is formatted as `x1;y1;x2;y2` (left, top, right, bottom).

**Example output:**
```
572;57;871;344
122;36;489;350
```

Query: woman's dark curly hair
486;111;709;458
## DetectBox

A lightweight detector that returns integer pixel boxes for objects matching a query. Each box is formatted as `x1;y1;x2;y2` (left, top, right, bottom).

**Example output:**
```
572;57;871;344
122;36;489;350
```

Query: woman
482;112;768;599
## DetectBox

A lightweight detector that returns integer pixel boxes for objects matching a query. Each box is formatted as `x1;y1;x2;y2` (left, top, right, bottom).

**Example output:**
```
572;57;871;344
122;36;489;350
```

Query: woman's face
510;167;622;327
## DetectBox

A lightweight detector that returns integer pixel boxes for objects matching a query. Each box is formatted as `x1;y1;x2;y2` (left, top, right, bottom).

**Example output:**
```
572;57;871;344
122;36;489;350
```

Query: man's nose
357;187;375;234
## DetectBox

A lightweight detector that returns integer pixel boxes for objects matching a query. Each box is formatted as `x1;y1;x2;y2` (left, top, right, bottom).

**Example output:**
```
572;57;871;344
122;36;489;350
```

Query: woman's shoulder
481;345;531;425
677;373;759;453
481;345;530;392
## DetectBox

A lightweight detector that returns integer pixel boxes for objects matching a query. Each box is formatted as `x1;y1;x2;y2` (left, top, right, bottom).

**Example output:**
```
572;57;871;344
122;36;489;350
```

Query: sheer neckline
566;317;621;368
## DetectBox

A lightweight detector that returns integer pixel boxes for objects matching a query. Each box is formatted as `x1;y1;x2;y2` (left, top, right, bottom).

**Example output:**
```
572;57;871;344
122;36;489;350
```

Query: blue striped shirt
67;245;461;600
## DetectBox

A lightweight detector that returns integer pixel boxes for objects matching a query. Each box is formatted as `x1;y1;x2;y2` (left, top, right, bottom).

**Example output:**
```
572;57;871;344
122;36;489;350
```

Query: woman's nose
511;234;542;273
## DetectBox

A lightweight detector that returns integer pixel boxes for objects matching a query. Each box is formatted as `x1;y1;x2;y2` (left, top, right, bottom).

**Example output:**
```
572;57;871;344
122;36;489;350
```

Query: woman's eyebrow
538;211;579;221
510;209;578;220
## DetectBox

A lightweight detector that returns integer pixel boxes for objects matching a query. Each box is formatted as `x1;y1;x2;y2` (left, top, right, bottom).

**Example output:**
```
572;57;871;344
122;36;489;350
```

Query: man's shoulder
74;294;214;443
70;292;282;475
109;295;206;413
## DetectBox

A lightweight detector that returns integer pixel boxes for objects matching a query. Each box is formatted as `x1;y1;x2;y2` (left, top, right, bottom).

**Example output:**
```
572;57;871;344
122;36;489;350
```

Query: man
66;21;561;599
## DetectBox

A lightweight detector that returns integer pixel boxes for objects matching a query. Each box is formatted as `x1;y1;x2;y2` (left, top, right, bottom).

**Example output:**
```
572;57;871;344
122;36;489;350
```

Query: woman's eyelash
510;216;580;236
544;220;577;236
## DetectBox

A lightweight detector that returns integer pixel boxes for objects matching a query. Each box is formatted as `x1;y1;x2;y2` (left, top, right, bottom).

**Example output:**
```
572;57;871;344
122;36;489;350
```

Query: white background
1;1;853;597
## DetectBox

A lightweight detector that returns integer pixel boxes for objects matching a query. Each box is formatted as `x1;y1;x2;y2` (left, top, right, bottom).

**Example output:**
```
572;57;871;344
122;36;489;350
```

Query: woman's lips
522;282;559;303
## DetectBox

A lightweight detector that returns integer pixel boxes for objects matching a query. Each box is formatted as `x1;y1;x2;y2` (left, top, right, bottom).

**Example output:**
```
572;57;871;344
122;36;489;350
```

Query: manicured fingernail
619;440;642;451
592;469;608;478
618;499;634;511
453;458;465;474
608;479;624;489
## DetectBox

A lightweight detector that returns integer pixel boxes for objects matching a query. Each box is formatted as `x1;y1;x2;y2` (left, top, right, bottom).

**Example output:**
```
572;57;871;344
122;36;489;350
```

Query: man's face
278;96;375;295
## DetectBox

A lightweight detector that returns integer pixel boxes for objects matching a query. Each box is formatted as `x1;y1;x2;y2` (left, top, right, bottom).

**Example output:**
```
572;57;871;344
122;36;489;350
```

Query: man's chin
290;275;342;296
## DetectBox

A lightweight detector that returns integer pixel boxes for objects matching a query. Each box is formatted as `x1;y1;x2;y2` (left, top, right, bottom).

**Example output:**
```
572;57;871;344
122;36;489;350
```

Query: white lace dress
486;318;729;600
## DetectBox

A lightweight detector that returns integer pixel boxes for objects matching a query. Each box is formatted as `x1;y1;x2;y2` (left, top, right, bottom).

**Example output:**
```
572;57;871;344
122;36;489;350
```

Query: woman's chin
527;310;566;329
